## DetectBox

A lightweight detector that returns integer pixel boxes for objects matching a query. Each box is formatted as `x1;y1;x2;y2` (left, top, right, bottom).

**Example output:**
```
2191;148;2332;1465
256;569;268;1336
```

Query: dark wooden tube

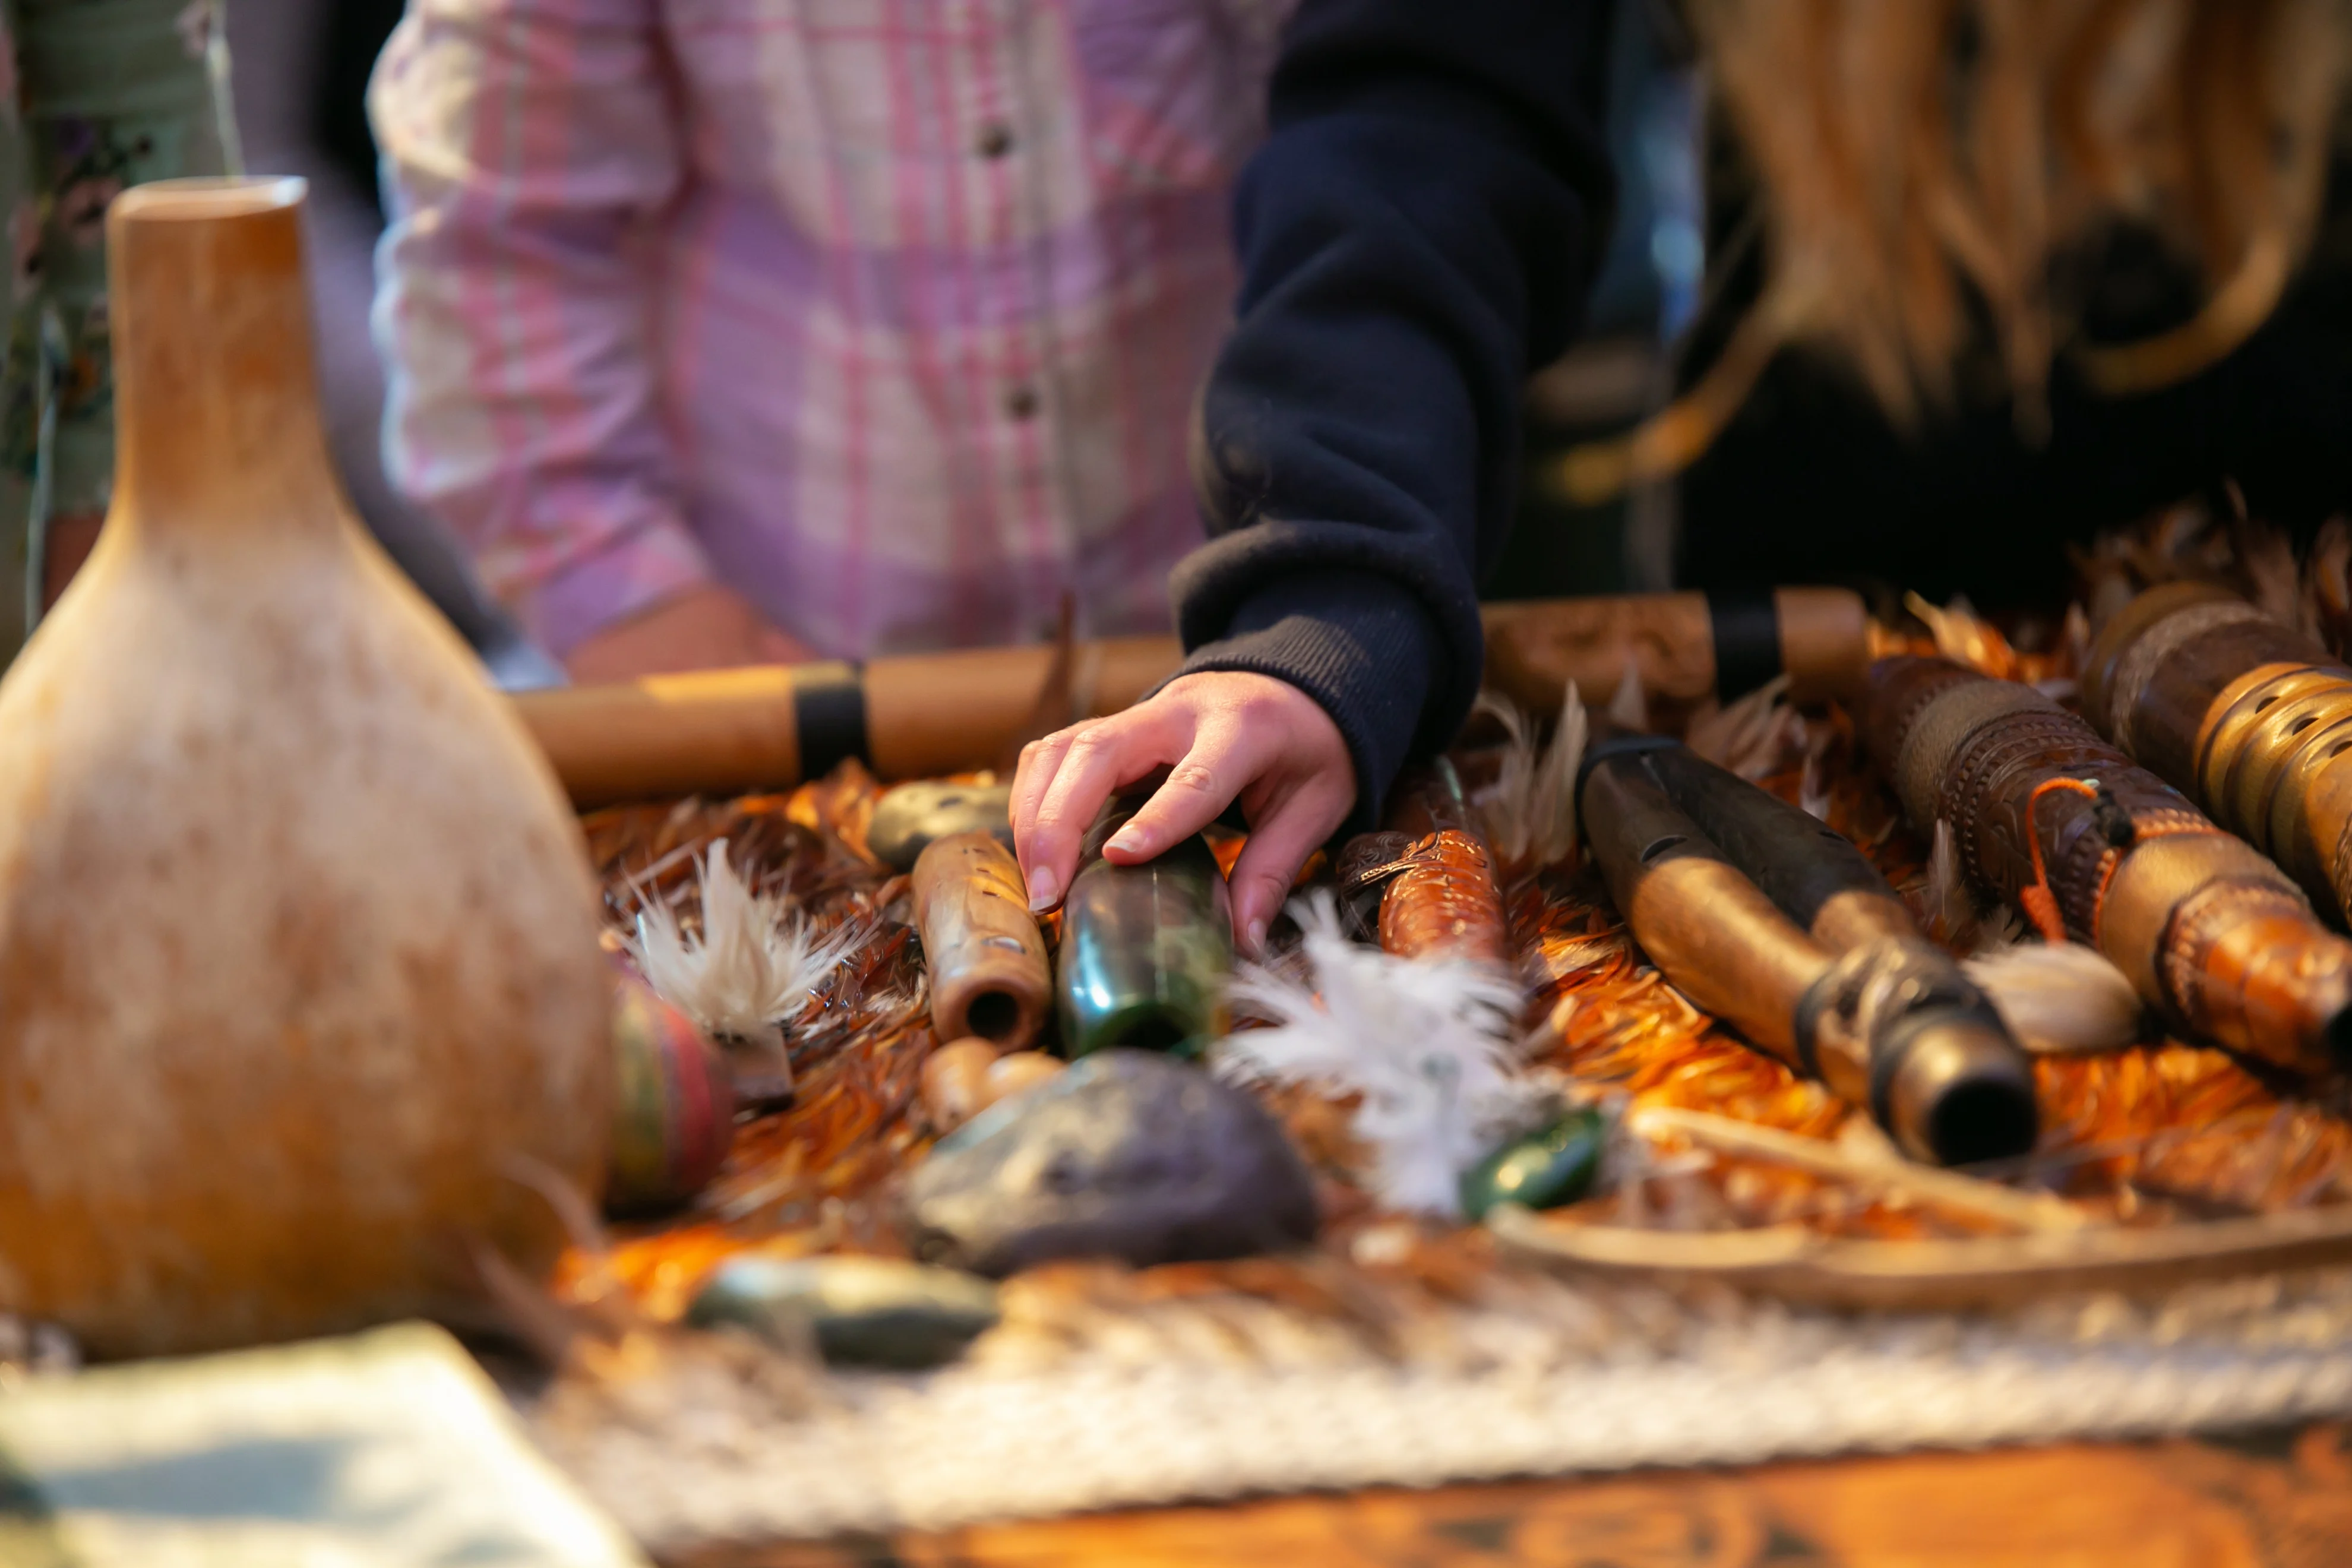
1632;737;1918;951
1581;741;2037;1165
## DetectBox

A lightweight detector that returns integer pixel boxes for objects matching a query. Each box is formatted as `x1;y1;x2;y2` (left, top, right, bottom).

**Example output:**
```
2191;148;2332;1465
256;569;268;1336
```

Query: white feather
1965;941;2144;1055
1215;893;1543;1217
1926;819;1972;948
1923;818;2022;953
628;837;861;1058
1796;727;1833;821
1606;652;1649;731
1471;681;1586;872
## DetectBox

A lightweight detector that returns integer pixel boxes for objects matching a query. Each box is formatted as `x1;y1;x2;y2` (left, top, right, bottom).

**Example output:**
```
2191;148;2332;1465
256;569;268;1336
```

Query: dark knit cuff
1175;568;1441;837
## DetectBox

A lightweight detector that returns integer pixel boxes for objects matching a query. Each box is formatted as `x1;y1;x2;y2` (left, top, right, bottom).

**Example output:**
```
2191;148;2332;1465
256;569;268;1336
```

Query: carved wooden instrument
913;832;1052;1050
1862;655;2352;1077
1580;738;2038;1166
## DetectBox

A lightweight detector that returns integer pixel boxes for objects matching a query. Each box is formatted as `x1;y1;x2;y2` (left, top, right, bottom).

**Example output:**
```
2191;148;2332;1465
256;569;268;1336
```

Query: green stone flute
1054;797;1234;1057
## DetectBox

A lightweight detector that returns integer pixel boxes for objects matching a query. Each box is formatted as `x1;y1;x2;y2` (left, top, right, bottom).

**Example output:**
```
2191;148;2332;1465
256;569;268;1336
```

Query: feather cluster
1472;681;1586;875
1965;940;2145;1056
627;837;860;1057
1217;893;1544;1217
1918;818;2138;1053
1605;655;1648;731
1685;673;1809;782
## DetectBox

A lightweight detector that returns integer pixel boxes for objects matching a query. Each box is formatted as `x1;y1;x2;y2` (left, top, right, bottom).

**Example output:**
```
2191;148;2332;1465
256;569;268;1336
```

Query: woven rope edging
535;1320;2352;1549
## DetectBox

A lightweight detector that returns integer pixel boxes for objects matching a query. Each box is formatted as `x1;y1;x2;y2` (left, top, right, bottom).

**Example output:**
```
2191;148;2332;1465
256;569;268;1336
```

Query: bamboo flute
515;589;1871;807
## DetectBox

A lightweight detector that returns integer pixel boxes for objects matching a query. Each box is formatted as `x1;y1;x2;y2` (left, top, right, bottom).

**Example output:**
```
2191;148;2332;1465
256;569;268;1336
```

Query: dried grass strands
1629;1105;2089;1233
1558;0;2352;501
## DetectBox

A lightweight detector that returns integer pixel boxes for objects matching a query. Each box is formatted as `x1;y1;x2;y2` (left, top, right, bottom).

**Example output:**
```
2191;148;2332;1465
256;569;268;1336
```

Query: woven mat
527;1263;2352;1551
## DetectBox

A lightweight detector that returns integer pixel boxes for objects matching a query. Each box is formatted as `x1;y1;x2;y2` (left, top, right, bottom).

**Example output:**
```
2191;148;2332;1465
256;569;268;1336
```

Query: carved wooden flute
1861;655;2352;1077
912;832;1052;1050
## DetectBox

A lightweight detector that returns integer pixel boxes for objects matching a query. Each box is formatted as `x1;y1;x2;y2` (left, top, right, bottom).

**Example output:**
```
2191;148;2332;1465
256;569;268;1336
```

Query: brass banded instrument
2082;581;2352;927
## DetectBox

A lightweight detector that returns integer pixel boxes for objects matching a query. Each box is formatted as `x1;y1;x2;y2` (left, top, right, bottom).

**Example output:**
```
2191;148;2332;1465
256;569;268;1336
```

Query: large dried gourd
0;179;611;1356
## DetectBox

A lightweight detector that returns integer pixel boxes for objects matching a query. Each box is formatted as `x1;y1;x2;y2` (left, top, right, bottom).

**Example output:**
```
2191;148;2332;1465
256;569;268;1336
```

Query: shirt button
975;122;1015;159
1003;384;1040;420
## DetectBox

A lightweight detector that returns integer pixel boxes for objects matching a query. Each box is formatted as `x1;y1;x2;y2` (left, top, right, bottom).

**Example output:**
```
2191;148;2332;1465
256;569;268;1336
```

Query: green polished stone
1055;801;1232;1058
684;1255;1000;1369
1460;1108;1607;1221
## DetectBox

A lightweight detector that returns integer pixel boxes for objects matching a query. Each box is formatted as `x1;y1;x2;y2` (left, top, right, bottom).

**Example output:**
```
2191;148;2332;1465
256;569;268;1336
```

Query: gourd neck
106;178;344;547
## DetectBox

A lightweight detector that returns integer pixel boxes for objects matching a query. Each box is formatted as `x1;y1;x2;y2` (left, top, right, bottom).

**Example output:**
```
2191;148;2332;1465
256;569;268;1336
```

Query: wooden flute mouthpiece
2081;580;2352;927
912;832;1052;1050
1861;655;2352;1077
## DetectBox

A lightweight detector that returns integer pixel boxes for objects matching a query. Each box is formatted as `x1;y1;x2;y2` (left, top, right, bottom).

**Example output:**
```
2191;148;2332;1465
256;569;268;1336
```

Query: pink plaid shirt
370;0;1294;659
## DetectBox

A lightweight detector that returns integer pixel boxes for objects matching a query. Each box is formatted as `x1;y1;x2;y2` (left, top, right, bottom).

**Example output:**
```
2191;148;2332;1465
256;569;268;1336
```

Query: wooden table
675;1422;2352;1567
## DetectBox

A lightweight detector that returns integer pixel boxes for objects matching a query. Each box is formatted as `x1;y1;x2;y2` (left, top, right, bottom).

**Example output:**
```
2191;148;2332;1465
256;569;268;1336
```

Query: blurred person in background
369;0;1300;682
0;0;553;682
0;0;233;655
227;0;559;685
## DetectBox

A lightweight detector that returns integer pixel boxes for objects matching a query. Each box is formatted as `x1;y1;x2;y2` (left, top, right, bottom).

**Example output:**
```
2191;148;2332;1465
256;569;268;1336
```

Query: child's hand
1011;671;1355;957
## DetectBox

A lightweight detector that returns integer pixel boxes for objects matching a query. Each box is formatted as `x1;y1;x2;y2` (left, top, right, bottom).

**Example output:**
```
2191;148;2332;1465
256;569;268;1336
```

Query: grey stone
684;1255;1000;1370
903;1049;1320;1277
867;782;1016;871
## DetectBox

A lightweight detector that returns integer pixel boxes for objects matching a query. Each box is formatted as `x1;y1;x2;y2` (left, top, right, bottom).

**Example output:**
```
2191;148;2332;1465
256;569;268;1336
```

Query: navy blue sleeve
1172;0;1614;833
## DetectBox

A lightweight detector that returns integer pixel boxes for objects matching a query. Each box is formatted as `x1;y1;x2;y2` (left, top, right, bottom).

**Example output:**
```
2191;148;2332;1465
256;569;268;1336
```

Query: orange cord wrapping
2019;777;2212;944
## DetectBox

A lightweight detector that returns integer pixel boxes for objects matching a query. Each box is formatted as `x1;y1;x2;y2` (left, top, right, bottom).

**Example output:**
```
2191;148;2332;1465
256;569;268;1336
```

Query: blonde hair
1560;0;2352;504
